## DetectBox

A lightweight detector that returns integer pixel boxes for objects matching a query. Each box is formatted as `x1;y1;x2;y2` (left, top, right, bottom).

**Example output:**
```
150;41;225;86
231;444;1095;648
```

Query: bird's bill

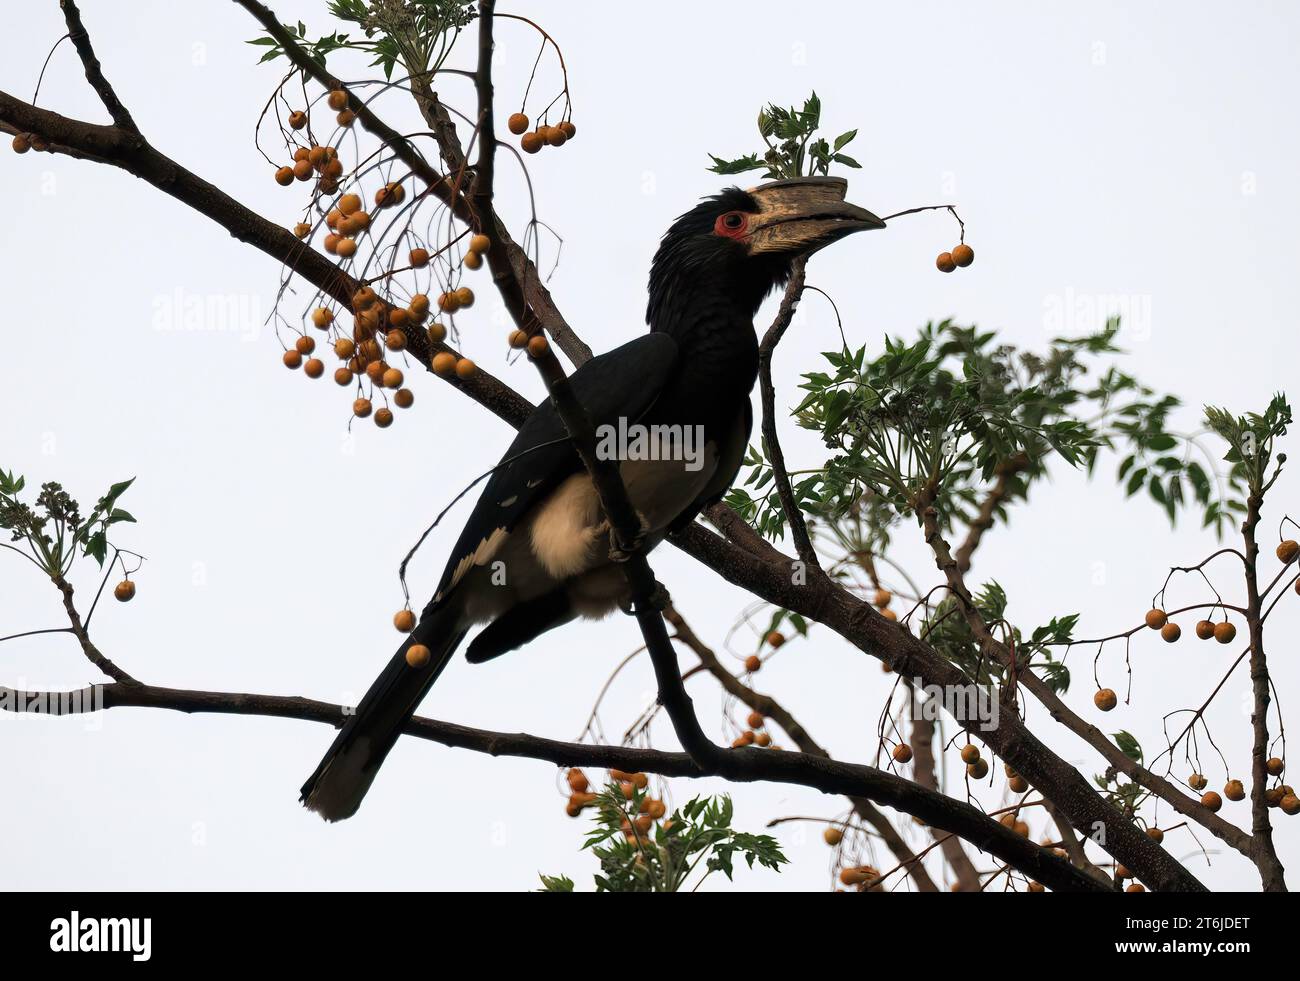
746;176;885;255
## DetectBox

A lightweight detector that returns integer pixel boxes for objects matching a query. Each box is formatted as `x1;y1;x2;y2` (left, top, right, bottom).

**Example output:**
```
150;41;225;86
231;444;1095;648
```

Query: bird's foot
619;580;671;616
604;517;647;564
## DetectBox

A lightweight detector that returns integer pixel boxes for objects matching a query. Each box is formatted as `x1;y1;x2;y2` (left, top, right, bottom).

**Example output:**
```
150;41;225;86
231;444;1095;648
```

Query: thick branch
0;91;532;428
0;680;1105;892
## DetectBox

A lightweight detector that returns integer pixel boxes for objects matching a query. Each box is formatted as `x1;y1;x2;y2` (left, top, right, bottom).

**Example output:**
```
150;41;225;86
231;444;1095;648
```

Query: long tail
300;605;466;821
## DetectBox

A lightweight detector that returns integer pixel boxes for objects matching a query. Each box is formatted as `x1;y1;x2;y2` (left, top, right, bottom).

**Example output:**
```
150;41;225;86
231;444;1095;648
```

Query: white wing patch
435;525;510;602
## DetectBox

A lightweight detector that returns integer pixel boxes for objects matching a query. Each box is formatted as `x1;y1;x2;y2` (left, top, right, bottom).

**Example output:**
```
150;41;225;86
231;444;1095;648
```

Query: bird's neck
650;297;759;415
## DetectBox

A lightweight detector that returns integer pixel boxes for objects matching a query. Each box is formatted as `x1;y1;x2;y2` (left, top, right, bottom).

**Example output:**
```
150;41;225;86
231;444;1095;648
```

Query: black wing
425;332;680;608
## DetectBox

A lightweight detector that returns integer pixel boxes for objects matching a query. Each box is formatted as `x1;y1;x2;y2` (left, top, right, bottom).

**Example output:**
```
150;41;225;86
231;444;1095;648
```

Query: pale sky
2;0;1298;890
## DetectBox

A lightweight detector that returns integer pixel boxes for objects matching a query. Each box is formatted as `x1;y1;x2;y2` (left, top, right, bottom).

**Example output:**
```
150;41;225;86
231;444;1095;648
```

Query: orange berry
544;126;567;147
880;608;898;621
744;654;761;672
310;146;330;169
365;362;387;384
295;336;316;355
274;166;294;186
409;248;430;268
335;237;357;258
1224;779;1245;801
508;329;529;349
1200;791;1222;812
409;292;430;313
960;745;981;765
327;89;349;110
1277;540;1299;564
336;109;356;127
951;243;975;267
405;643;431;668
469;233;491;254
333;367;353;386
338;193;362;216
323;233;340;254
521;131;544;154
966;759;989;779
1195;619;1215;640
1144;608;1168;629
823;827;843;846
507;113;529;135
527;335;549;359
1008;775;1029;794
1281;794;1300;816
394;609;416;633
1188;773;1208;791
432;352;457;377
1214;621;1237;645
293;159;313;181
559;121;577;139
11;133;31;154
892;743;913;764
766;630;785;648
353;397;372;418
1094;688;1118;712
1160;622;1181;643
455;358;477;380
381;367;404;389
935;251;956;273
374;407;394;428
1126;883;1146;893
385;330;407;353
114;580;135;602
463;251;483;270
427;322;447;343
754;732;771;747
746;711;764;729
303;358;324;378
394;388;414;409
293;222;312;239
311;308;334;329
1267;757;1285;777
454;287;474;308
283;350;302;369
873;588;892;607
1146;827;1164;843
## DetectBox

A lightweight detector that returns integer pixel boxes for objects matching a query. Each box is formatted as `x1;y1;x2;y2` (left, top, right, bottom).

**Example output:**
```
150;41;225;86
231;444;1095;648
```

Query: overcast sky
2;0;1298;891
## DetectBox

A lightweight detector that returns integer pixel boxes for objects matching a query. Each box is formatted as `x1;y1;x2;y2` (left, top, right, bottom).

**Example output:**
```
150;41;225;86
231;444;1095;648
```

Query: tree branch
0;679;1105;892
60;0;138;132
757;259;822;574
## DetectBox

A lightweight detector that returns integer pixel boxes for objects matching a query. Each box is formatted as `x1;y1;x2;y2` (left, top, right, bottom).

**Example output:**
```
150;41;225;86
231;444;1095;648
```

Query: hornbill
302;175;884;820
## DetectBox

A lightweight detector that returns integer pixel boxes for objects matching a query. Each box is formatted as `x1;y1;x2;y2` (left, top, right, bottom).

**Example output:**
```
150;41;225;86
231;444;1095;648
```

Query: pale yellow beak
746;176;885;255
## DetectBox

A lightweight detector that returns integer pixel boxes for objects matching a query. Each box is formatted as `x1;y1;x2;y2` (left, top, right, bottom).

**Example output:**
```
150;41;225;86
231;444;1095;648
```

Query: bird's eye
714;211;749;237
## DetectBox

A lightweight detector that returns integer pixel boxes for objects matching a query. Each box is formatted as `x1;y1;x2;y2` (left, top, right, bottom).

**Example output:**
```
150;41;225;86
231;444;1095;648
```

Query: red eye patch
714;211;749;238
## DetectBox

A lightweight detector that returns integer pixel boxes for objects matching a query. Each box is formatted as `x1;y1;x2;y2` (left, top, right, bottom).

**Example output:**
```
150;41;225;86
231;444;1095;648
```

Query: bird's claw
605;520;646;564
620;580;671;616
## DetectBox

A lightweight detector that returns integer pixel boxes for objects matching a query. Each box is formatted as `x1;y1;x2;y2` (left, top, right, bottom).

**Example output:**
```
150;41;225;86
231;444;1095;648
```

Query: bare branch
0;679;1106;892
59;0;138;132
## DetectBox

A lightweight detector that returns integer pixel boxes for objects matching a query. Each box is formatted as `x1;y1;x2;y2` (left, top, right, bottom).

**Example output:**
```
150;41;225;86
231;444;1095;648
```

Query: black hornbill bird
302;175;884;820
